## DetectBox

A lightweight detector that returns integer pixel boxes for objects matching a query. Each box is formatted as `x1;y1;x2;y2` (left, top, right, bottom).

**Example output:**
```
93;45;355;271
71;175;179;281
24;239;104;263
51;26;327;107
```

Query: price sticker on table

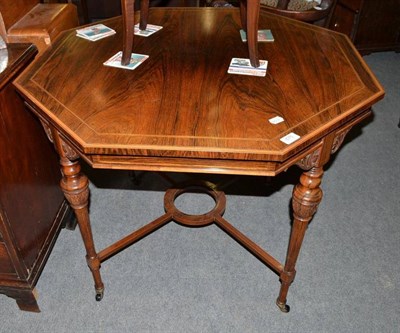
280;132;300;145
269;116;284;124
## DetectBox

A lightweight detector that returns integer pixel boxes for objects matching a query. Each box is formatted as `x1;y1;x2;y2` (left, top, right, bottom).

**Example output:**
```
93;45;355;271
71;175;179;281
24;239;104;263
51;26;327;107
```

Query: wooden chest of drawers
0;240;16;275
0;43;71;312
329;0;400;54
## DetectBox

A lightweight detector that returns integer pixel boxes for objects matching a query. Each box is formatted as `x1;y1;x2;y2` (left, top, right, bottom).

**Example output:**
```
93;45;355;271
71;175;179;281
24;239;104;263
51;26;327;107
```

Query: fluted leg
276;166;324;312
59;156;105;300
47;126;105;301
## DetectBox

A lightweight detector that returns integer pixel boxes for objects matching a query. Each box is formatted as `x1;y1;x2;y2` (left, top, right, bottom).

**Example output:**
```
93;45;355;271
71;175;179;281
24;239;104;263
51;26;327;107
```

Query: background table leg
246;0;260;67
121;0;135;65
239;0;247;31
140;0;149;30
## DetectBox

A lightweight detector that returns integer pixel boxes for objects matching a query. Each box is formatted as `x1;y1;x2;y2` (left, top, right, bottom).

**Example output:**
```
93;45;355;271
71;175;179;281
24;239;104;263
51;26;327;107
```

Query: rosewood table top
15;8;384;176
14;8;384;312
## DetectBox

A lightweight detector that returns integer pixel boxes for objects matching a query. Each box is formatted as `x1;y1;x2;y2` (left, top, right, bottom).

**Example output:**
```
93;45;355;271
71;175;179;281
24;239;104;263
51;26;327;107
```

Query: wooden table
14;8;384;312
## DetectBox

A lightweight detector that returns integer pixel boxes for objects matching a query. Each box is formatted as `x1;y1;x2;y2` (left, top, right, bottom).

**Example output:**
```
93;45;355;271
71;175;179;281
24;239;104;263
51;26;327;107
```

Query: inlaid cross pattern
95;180;292;312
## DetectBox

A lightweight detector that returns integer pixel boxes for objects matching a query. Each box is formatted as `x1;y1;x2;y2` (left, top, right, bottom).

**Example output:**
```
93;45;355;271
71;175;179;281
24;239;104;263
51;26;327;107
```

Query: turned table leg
51;131;105;301
276;166;324;312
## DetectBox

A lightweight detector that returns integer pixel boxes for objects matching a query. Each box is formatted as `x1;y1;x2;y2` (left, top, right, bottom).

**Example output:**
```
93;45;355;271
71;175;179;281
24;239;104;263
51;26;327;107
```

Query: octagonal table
14;8;384;312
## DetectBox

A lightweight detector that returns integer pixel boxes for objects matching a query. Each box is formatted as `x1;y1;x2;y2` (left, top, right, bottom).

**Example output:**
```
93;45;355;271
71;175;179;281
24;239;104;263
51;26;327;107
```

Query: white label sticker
280;132;300;145
269;116;284;124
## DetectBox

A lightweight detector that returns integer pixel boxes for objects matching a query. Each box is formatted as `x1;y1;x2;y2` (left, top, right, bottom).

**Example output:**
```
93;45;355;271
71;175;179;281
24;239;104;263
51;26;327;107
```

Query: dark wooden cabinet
329;0;400;54
0;43;70;312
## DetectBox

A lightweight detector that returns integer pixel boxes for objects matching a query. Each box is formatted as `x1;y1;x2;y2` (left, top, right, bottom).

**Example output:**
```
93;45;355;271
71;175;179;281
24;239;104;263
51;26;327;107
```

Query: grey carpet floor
1;51;399;332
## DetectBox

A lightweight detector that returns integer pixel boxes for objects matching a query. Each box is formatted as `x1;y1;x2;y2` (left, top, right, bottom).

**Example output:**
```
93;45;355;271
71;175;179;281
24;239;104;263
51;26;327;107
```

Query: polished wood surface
0;0;38;32
16;8;383;174
0;43;70;312
43;0;90;24
15;8;384;312
120;0;260;67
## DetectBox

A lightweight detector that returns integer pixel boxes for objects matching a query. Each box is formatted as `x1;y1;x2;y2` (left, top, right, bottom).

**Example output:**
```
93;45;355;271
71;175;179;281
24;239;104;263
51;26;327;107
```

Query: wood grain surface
15;8;384;174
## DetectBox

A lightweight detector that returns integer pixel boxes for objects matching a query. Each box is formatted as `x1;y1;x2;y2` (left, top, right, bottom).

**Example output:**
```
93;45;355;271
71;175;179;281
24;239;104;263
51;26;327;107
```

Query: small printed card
103;51;149;70
228;58;268;77
269;116;284;124
240;29;274;43
280;132;301;145
76;24;116;41
134;23;163;37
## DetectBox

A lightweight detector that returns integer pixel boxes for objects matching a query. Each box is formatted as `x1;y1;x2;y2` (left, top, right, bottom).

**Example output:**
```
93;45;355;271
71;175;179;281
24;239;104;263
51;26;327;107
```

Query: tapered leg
239;0;247;31
140;0;149;30
48;127;105;301
246;0;260;67
59;156;105;300
121;0;135;66
276;166;324;312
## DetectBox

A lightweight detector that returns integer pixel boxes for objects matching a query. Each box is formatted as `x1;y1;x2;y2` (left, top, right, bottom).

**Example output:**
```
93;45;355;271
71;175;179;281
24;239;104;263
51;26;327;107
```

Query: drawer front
0;242;16;274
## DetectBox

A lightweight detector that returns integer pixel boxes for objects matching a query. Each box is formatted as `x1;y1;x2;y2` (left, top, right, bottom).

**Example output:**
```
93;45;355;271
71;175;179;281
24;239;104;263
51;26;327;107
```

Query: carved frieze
331;127;352;154
39;119;54;143
38;119;80;161
296;146;322;170
60;139;80;160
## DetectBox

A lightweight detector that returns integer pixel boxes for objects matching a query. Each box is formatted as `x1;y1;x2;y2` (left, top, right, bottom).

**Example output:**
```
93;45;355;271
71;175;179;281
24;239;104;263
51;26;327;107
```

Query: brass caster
276;299;290;313
95;290;104;301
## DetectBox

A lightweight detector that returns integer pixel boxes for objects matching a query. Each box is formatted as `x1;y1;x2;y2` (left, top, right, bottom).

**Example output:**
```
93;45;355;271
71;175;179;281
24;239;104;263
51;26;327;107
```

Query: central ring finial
164;181;226;227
